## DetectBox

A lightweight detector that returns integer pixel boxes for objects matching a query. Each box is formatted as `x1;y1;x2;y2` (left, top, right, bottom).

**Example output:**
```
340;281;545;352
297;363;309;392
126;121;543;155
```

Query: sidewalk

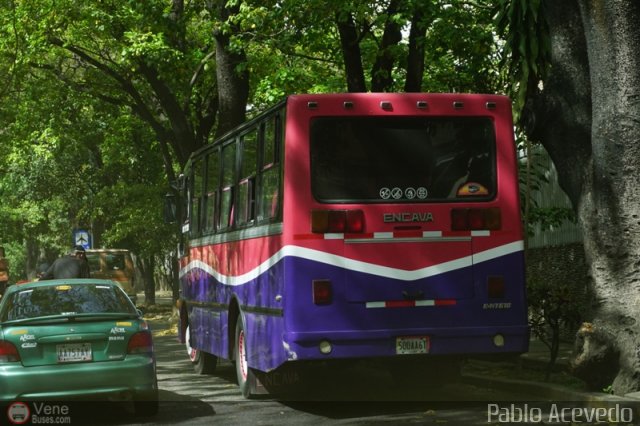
464;338;640;403
521;338;574;371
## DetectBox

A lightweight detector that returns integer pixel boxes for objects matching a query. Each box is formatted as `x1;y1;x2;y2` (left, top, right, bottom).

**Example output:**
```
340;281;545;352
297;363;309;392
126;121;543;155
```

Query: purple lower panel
181;261;288;372
282;250;528;362
182;249;528;372
243;310;290;372
284;324;529;360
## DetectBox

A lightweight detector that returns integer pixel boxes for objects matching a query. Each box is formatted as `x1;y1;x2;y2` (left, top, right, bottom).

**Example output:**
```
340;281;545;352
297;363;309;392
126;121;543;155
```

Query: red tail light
311;210;365;233
488;276;505;298
313;280;332;305
327;210;345;232
0;341;20;362
127;331;154;354
345;210;364;233
451;208;501;231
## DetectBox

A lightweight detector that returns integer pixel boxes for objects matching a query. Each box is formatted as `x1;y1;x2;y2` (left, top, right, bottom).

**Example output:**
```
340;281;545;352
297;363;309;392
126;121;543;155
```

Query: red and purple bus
173;93;528;398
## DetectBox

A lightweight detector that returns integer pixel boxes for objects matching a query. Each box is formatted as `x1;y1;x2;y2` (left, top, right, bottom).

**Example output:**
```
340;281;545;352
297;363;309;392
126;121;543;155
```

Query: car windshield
0;284;137;322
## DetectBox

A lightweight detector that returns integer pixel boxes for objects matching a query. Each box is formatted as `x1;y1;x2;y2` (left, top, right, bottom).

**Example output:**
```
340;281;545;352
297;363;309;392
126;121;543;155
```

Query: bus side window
238;130;258;226
220;186;234;229
205;150;220;232
219;142;236;230
257;112;281;221
191;159;205;236
182;174;191;230
260;168;279;219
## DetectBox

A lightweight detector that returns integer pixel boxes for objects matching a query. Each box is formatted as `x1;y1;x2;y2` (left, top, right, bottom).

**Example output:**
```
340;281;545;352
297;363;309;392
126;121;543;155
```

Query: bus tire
186;324;217;374
235;319;257;399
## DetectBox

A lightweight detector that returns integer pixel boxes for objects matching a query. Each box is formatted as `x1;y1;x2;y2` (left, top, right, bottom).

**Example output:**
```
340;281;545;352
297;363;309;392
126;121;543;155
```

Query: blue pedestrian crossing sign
73;229;92;250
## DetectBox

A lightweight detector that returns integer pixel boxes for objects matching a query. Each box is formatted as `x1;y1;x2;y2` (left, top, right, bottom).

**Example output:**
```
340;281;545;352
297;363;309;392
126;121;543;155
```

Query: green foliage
528;274;590;376
422;2;501;93
527;207;575;234
494;0;551;117
0;0;511;282
602;384;614;395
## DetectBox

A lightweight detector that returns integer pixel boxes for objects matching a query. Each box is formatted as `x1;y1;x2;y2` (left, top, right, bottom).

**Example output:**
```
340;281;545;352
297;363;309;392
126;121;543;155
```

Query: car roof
7;278;120;293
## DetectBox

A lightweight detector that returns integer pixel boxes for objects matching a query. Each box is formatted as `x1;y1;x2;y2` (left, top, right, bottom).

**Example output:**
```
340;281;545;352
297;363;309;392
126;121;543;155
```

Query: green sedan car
0;279;158;416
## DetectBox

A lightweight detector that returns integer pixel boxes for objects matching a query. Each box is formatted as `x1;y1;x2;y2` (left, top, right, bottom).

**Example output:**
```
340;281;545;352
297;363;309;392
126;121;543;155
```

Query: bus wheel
235;319;257;398
186;324;217;374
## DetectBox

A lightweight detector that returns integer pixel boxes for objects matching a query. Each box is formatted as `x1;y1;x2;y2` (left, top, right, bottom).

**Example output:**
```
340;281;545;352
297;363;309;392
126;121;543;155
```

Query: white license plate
396;336;429;355
57;343;92;363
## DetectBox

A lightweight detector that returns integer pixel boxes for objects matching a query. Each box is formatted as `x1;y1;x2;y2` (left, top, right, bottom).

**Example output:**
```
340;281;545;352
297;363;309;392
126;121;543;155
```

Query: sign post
72;229;92;250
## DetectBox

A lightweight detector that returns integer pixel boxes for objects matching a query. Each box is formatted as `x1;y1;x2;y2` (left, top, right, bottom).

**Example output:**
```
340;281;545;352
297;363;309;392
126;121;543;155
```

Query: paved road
72;319;547;426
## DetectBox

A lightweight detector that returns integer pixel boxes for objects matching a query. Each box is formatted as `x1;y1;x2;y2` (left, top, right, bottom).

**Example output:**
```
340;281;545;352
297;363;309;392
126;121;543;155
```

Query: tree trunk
138;256;156;306
25;237;39;280
527;0;640;395
404;9;427;93
572;0;640;395
213;0;250;138
370;0;402;92
335;11;367;93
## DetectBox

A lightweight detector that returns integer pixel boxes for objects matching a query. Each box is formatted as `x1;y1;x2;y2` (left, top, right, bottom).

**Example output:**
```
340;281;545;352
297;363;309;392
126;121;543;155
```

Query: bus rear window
310;117;496;203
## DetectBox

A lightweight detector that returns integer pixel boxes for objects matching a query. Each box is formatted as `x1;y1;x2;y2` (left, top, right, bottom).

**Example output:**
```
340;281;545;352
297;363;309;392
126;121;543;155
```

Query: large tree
2;0;250;176
0;0;508;303
499;0;640;395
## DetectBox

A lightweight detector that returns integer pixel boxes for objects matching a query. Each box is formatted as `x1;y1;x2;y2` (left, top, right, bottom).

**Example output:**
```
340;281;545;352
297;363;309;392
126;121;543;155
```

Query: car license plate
57;343;92;363
396;336;429;355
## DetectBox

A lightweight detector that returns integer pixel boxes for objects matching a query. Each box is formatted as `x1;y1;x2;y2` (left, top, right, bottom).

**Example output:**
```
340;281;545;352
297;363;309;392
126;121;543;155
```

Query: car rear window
0;284;136;322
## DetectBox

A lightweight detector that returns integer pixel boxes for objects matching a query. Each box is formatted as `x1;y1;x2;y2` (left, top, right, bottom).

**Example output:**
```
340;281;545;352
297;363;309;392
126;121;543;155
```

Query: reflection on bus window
310;117;495;202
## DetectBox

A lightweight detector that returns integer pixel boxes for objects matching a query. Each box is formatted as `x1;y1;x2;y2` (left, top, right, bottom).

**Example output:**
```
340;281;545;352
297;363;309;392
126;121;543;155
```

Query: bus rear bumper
283;325;529;361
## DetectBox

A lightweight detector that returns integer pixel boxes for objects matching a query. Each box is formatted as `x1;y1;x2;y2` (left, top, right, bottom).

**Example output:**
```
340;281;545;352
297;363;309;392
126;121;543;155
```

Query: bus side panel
181;265;227;359
180;248;290;373
233;260;290;372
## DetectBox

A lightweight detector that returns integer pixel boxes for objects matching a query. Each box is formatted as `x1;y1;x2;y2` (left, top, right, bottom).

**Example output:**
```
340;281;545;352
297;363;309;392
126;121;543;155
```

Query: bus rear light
345;210;364;233
451;208;501;231
468;209;485;229
313;280;332;305
488;276;505;298
311;209;364;233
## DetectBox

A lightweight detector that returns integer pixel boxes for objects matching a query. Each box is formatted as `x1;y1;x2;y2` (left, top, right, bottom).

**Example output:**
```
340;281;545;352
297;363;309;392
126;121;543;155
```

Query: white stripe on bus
179;241;524;286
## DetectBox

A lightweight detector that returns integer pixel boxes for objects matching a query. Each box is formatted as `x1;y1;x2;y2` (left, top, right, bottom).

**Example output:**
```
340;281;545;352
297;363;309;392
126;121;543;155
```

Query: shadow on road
17;391;215;426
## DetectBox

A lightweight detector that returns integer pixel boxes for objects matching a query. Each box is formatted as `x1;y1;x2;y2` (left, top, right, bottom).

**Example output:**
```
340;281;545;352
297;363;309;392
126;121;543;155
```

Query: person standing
40;246;90;280
0;246;9;296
